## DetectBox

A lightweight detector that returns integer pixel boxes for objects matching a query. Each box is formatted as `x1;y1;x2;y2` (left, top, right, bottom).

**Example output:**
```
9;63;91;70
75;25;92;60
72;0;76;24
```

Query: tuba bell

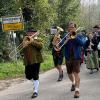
52;34;61;51
52;26;64;51
57;26;64;32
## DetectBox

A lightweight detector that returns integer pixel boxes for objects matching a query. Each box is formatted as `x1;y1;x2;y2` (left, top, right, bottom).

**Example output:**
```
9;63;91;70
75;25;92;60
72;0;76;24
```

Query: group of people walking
50;22;84;98
50;23;100;98
84;25;100;74
21;22;100;99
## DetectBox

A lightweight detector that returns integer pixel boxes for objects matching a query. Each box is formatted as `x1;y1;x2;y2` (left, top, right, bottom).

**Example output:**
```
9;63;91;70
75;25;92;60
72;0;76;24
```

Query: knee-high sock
33;80;39;93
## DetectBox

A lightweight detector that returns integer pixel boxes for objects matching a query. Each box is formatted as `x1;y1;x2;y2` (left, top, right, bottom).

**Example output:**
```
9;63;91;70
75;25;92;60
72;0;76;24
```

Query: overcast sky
81;0;98;5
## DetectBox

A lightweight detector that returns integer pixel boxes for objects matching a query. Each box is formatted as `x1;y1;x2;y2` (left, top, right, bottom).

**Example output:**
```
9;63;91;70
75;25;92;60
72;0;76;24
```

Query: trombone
55;27;82;49
9;31;39;59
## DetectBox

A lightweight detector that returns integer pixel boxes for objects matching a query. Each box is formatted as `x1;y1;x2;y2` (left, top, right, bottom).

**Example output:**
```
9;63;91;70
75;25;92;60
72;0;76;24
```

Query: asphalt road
0;64;100;100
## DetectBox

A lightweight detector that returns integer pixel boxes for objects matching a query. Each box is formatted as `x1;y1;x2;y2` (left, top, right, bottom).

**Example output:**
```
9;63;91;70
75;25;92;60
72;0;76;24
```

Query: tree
0;0;80;61
56;0;80;29
0;0;21;61
80;0;100;29
22;7;33;22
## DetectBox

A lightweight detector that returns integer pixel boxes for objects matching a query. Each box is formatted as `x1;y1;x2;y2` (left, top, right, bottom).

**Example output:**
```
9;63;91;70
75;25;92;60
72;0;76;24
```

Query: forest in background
0;0;100;79
0;0;80;62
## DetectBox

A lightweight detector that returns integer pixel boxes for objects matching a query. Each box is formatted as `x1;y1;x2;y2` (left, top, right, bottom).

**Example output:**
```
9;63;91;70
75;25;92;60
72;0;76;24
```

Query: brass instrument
56;27;82;49
9;31;39;59
52;34;61;51
52;26;64;51
57;26;64;33
50;26;64;34
22;35;33;48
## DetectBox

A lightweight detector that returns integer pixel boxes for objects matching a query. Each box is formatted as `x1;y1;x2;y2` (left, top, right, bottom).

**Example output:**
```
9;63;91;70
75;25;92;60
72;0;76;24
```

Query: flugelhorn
9;31;39;59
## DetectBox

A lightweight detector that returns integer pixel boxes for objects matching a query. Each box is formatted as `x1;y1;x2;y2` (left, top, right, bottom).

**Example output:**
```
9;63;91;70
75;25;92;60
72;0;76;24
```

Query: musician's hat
27;27;37;33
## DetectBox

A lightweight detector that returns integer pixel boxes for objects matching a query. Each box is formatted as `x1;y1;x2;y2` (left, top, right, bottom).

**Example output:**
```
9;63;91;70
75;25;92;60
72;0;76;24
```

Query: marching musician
64;22;84;98
49;26;64;82
52;33;64;81
22;27;43;98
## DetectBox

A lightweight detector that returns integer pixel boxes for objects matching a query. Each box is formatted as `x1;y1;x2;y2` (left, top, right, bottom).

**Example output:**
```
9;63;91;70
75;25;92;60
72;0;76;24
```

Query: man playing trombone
22;27;43;98
63;22;84;98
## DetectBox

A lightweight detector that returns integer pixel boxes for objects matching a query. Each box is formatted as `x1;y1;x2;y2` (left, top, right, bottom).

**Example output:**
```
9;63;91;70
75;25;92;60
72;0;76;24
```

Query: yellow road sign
2;22;24;31
1;16;24;31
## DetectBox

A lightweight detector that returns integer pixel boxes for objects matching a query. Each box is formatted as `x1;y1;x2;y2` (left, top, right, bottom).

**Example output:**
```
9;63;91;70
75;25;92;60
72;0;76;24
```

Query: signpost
1;16;24;60
2;16;24;31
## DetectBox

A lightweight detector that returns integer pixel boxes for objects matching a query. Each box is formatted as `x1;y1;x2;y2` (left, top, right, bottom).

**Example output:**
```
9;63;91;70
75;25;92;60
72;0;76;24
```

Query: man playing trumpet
22;27;43;98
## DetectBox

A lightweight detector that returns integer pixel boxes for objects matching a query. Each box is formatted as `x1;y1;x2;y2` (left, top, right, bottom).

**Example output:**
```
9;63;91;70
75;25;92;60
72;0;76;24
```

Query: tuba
56;26;64;33
52;34;61;51
52;26;64;51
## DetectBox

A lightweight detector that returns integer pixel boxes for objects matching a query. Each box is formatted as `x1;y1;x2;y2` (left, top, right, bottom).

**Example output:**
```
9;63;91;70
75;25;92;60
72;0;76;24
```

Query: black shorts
65;59;81;74
25;63;40;80
53;55;63;67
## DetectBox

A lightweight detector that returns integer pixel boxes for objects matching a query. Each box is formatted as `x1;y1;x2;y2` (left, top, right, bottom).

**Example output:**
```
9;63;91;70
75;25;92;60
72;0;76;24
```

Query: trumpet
9;31;39;59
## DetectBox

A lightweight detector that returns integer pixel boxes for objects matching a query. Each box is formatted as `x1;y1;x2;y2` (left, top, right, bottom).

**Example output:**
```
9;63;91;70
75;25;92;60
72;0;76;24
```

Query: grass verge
0;54;54;80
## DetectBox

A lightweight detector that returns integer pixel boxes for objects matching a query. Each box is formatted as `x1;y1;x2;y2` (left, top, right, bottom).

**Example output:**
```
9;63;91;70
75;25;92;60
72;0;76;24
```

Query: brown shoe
74;91;80;98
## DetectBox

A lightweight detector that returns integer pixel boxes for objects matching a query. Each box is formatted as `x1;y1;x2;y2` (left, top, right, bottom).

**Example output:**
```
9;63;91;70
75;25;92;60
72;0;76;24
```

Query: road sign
3;23;24;31
2;16;24;31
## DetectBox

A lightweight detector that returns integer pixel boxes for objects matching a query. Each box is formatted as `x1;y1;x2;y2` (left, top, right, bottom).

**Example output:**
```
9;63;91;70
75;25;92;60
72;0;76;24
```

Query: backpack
77;33;88;46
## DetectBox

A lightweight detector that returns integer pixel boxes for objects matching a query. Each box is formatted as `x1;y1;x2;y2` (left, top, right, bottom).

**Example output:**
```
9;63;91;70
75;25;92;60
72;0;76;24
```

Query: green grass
0;54;54;79
0;61;24;79
41;54;54;72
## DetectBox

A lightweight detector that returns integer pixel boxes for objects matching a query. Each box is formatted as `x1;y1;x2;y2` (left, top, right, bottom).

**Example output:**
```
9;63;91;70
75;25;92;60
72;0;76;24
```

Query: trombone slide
9;31;39;59
56;27;82;49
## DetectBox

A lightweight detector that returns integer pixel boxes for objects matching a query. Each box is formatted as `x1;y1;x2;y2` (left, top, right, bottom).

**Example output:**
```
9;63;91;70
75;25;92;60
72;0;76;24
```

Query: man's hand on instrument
22;41;30;48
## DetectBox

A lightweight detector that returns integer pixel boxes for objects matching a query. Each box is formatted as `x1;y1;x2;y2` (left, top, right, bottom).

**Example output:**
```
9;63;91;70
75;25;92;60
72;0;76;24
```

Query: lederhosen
52;48;63;67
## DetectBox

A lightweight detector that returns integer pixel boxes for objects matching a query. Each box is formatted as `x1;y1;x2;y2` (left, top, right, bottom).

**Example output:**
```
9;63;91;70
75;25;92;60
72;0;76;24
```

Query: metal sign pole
12;31;17;60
